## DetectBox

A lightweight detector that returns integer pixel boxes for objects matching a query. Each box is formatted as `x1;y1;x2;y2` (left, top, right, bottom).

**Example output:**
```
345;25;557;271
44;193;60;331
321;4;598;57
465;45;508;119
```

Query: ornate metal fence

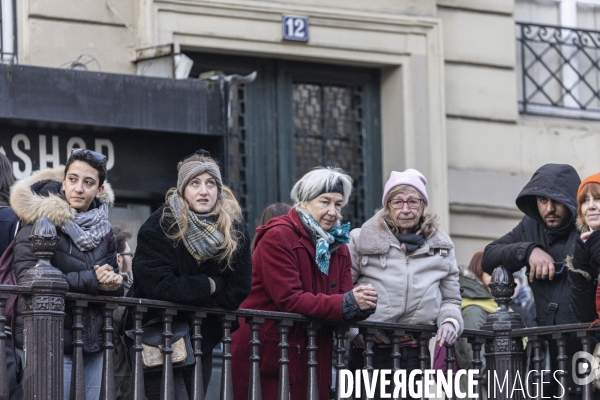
3;217;600;400
517;22;600;118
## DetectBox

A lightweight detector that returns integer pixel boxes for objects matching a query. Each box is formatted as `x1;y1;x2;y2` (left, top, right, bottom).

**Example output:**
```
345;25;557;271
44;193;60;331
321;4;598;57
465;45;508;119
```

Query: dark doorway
185;52;382;234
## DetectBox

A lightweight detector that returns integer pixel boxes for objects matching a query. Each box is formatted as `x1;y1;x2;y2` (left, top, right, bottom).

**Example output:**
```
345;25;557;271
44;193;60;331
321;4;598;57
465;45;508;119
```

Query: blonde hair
378;184;439;239
161;154;243;266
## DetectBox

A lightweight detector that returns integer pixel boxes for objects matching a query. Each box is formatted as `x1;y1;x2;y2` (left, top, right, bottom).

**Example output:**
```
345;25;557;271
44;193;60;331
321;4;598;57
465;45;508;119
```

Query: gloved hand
571;238;594;279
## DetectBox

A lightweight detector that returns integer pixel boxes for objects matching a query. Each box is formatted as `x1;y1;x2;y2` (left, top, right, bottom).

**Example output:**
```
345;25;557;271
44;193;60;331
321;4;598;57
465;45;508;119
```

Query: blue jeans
63;352;104;400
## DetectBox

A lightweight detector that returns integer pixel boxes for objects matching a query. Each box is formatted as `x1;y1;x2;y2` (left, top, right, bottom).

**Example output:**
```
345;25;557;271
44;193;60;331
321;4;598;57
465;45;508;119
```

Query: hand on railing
436;321;457;346
352;284;377;310
95;264;123;291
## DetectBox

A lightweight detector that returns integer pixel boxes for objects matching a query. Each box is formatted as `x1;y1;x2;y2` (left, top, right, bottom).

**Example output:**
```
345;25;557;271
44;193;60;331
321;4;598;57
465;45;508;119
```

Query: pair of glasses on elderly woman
388;198;423;210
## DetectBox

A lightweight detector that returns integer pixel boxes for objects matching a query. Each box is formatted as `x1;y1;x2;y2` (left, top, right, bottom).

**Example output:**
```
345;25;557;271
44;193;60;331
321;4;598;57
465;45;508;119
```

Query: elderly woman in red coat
231;167;378;399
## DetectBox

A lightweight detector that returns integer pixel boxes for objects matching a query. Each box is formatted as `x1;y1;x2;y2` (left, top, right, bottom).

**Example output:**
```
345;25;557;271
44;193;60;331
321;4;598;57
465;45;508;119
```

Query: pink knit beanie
381;169;429;206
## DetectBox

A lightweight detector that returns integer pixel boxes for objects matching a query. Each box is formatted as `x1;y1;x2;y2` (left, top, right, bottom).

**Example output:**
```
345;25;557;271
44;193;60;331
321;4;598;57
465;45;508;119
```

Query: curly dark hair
64;149;108;185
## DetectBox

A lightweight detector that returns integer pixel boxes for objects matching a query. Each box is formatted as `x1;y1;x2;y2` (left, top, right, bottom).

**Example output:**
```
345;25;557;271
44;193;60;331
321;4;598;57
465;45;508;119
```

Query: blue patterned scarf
296;208;350;275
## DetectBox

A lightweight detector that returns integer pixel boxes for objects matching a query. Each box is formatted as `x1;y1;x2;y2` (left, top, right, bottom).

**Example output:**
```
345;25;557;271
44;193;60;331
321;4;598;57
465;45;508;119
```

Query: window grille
227;84;248;221
517;22;600;118
292;82;366;226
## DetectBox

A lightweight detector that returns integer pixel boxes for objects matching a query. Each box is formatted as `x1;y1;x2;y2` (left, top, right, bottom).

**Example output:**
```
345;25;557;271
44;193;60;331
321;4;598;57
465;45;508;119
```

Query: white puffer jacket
349;210;463;335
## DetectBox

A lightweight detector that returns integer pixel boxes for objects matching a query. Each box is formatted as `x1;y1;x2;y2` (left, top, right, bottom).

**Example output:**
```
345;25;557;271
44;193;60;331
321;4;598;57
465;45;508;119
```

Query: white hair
290;167;353;206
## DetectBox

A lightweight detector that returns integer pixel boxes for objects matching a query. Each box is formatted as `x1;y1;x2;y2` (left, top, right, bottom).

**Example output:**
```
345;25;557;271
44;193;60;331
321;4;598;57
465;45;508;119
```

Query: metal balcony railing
517;22;600;119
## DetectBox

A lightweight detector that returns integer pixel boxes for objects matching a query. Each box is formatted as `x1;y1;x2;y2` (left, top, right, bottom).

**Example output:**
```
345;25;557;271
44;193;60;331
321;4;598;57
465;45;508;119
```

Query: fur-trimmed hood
10;166;114;227
355;209;453;255
576;219;591;234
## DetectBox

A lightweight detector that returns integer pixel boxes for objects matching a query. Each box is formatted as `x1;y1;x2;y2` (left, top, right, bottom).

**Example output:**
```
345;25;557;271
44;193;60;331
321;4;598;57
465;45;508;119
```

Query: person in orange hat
568;172;600;323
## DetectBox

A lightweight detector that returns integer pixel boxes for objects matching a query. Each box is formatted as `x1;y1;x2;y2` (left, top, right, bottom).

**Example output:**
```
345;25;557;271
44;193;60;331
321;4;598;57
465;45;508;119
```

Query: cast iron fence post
20;217;69;400
482;266;525;400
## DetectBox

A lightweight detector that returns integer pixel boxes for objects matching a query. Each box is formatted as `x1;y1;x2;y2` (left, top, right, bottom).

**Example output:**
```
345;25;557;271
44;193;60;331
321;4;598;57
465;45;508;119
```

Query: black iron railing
517;22;600;118
2;216;600;400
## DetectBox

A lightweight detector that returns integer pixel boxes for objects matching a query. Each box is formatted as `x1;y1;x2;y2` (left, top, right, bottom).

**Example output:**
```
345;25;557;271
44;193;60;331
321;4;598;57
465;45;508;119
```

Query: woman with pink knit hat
567;172;600;323
347;168;464;399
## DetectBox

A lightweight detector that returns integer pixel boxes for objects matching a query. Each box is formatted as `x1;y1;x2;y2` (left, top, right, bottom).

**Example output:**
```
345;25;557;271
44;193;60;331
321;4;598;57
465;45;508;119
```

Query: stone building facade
4;0;600;264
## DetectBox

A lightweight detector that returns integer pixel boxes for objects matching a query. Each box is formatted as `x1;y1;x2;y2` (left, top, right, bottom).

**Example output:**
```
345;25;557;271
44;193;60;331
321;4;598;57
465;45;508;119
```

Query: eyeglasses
71;148;107;162
119;252;134;258
388;198;423;210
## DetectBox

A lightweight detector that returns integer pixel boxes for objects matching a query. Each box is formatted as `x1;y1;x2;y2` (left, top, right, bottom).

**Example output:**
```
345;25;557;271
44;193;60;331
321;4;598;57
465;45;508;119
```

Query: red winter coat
231;208;354;400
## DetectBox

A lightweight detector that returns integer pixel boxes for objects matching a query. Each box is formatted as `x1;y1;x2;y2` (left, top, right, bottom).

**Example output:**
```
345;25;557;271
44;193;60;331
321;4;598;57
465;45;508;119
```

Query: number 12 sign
282;15;309;42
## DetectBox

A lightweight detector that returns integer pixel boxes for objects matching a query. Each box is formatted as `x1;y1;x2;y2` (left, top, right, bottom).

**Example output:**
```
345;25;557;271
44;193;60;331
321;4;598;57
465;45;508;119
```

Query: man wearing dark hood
482;164;581;396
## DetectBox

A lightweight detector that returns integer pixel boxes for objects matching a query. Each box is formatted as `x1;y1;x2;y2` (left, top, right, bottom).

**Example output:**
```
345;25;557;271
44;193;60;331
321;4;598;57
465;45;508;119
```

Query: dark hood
515;164;580;228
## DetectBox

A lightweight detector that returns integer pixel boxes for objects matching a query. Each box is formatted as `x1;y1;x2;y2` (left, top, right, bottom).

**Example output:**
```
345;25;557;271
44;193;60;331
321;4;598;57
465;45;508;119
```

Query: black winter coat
132;205;252;354
10;172;122;353
482;164;581;326
0;206;18;256
568;230;600;322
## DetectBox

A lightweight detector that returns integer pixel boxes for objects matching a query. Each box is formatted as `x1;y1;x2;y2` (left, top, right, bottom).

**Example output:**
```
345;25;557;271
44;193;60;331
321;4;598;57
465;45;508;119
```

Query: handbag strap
546;272;567;326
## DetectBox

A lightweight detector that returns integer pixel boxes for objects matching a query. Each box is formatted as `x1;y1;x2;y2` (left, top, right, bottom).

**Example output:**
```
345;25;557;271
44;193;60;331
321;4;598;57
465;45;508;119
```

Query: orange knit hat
578;172;600;199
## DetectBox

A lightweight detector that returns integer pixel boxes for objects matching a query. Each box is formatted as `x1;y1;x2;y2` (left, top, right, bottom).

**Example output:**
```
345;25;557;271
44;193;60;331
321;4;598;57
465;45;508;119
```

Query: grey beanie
177;160;223;196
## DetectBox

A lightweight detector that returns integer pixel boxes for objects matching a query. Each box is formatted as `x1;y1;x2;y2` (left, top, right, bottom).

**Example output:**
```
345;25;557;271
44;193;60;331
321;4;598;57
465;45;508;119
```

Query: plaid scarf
296;208;350;276
167;194;224;263
61;202;111;252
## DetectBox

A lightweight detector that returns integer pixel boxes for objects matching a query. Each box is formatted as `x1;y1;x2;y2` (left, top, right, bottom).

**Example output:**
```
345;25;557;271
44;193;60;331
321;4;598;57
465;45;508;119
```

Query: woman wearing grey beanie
132;150;251;399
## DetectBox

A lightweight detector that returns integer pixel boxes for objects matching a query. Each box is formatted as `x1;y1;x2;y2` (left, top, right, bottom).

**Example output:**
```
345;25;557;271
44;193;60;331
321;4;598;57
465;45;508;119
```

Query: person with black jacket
482;163;581;397
132;150;251;399
0;152;17;256
0;152;21;400
11;149;123;400
567;172;600;323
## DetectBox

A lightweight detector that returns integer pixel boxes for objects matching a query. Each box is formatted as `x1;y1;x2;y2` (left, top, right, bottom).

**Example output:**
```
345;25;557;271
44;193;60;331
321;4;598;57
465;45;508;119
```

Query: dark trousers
347;344;421;400
6;334;22;400
144;352;213;400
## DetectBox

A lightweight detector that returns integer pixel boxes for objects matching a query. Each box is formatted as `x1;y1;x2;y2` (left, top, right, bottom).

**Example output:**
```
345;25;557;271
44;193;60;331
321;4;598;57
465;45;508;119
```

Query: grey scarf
61;202;111;252
167;193;225;263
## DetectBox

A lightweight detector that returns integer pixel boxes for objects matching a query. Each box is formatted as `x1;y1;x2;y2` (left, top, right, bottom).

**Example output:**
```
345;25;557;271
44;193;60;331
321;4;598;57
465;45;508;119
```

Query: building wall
18;0;137;73
16;0;600;265
16;0;453;230
439;0;600;264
